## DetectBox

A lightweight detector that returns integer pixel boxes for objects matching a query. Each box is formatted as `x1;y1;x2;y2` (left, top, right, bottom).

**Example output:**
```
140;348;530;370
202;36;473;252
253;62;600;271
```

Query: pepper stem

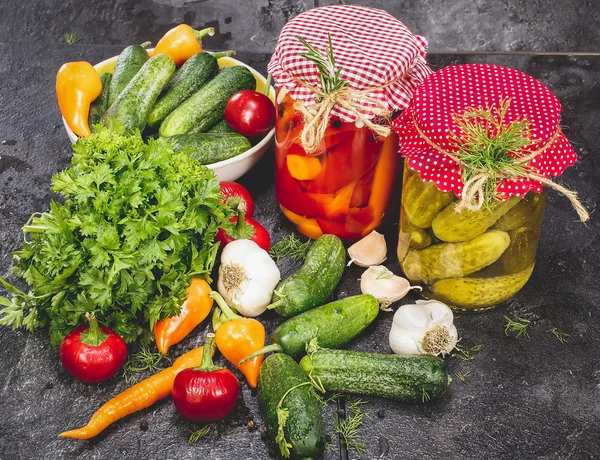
194;27;215;41
236;211;247;233
79;313;108;347
140;41;151;49
209;291;240;322
264;73;272;97
195;333;221;372
210;50;236;59
239;343;283;365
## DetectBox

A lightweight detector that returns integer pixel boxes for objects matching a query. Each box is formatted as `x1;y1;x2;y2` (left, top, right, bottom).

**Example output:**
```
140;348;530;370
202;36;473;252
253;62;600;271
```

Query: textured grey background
1;1;599;460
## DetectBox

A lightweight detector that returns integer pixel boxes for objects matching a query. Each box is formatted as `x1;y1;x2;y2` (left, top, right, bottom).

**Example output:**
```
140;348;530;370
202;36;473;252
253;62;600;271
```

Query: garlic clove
348;230;387;267
360;265;421;308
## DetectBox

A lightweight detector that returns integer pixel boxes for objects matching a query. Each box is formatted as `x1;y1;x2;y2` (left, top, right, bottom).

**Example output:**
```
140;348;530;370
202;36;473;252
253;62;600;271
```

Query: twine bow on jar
412;97;589;222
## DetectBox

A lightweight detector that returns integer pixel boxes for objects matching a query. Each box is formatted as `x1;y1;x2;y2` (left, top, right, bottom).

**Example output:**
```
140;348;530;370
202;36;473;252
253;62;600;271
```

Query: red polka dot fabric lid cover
393;64;578;199
268;5;431;123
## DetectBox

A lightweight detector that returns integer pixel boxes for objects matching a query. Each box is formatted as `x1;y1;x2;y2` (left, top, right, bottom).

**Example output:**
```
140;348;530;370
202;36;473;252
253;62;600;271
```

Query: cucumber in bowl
62;52;275;182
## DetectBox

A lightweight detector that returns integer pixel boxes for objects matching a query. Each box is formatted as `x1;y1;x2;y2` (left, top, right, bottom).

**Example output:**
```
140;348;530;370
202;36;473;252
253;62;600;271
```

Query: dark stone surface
1;2;600;460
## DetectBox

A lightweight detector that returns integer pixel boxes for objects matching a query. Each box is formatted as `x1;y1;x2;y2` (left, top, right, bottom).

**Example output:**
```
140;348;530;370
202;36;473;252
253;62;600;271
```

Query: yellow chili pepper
56;62;102;138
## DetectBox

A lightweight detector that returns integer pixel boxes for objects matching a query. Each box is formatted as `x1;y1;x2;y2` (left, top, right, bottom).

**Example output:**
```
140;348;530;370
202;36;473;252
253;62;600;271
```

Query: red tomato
59;314;127;384
220;181;255;218
216;216;271;251
225;90;276;137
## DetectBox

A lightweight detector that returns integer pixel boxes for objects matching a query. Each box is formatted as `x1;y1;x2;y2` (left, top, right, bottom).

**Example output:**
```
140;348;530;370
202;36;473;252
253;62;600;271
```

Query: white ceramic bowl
62;52;275;182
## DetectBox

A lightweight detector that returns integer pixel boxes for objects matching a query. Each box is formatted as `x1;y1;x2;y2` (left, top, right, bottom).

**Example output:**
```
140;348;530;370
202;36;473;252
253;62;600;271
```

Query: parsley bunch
0;124;231;345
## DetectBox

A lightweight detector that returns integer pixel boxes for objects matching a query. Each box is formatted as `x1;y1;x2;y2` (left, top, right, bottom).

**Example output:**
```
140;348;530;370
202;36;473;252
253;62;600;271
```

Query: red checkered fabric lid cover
268;5;431;122
393;64;578;199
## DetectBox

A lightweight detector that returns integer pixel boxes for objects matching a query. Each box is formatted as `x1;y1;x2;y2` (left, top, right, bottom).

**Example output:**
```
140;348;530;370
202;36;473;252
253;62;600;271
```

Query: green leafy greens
0;124;231;345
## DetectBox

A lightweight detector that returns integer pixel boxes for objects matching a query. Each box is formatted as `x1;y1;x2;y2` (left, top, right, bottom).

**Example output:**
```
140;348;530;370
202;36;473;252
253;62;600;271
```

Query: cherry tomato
224;90;276;137
59;313;127;384
216;216;271;251
220;181;255;218
172;334;238;423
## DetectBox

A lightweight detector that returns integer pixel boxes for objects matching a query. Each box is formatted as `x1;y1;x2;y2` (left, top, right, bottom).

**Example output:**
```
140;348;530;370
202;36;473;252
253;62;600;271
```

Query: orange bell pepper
286;154;322;180
210;292;265;388
150;24;215;66
56;62;102;138
154;278;213;354
280;205;323;239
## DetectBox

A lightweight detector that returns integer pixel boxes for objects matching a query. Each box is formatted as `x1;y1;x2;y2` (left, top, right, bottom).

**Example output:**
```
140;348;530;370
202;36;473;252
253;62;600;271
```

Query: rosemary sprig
269;234;313;263
63;32;83;45
452;344;484;361
504;314;532;339
455;370;471;384
298;33;348;96
548;327;569;344
334;398;369;454
121;344;171;385
450;97;535;209
188;425;212;444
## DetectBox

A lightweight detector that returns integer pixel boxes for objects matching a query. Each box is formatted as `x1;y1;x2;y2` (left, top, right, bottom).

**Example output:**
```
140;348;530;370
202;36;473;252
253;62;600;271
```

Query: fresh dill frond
452;344;484;361
504;314;532;339
63;32;83;45
298;33;348;96
269;234;313;263
455;370;471;384
121;344;171;384
188;425;212;444
334;398;369;454
421;388;431;403
548;327;569;344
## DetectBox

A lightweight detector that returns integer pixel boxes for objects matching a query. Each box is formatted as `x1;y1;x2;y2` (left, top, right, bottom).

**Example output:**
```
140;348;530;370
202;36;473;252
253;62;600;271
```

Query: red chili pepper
220;181;255;218
172;334;239;423
59;313;127;384
216;215;271;251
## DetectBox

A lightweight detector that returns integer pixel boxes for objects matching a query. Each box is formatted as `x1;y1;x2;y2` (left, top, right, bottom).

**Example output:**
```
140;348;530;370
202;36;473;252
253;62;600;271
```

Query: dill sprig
452;344;484;361
455;370;471;384
188;425;212;444
121;344;171;384
334;398;369;454
298;33;348;96
450;97;535;209
63;32;83;45
504;313;533;339
269;234;313;263
421;388;431;403
548;327;569;344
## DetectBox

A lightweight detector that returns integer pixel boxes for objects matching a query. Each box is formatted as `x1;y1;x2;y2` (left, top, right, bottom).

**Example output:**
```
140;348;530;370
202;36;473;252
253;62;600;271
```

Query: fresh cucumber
88;73;112;127
166;132;251;165
147;51;234;128
300;348;449;402
108;42;149;105
208;119;236;133
159;66;256;137
267;234;346;318
258;354;325;460
245;295;379;362
101;54;176;132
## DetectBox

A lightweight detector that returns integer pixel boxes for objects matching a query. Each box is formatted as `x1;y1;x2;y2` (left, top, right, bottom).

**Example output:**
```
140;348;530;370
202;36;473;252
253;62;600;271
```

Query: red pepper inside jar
268;5;432;240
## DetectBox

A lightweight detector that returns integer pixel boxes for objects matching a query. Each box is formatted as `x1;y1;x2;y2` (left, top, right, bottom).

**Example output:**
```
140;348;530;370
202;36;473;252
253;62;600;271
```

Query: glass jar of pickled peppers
268;5;432;240
394;64;587;311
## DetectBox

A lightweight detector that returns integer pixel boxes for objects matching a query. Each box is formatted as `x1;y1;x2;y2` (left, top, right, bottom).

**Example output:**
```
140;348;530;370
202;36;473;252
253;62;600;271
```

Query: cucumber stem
239;343;283;365
266;298;285;310
211;50;236;59
194;27;215;40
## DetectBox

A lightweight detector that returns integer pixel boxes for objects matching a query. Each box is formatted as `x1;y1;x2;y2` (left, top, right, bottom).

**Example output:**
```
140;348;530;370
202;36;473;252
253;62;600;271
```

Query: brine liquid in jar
275;89;398;241
398;161;547;312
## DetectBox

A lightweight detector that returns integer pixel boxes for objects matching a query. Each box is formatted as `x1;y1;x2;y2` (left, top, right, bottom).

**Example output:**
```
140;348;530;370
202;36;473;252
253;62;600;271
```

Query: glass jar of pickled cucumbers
274;89;399;240
398;162;547;312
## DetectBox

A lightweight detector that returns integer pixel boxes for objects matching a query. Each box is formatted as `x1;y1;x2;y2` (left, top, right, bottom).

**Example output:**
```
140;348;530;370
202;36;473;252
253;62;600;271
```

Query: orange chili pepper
210;291;265;388
149;24;215;66
154;278;213;354
59;344;211;439
56;62;102;138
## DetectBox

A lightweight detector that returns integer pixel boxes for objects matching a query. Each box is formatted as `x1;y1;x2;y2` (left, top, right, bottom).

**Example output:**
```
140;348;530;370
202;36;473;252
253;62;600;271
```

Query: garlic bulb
389;300;458;356
347;230;387;267
217;239;280;317
360;266;421;310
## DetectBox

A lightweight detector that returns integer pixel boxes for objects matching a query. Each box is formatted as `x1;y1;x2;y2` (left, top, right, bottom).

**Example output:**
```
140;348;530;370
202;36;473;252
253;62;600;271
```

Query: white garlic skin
389;300;459;356
347;230;387;267
360;265;418;304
